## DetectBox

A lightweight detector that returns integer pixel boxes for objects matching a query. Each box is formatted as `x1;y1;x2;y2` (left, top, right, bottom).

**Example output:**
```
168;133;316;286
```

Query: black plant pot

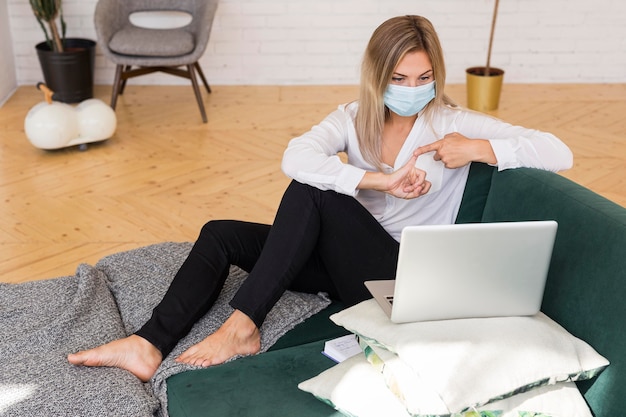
35;38;96;103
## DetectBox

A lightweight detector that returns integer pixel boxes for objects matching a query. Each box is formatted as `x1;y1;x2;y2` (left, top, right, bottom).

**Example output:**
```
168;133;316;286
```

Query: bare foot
175;309;260;367
67;334;162;382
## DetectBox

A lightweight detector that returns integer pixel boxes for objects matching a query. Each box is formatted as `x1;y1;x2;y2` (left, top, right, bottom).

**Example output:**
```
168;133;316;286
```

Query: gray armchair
94;0;219;123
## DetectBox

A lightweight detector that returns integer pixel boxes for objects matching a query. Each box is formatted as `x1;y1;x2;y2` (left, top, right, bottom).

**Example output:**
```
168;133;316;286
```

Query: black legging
136;180;400;357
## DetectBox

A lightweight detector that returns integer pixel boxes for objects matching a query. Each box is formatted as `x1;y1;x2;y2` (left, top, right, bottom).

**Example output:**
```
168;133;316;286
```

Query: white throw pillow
298;353;594;417
299;354;411;417
329;299;608;415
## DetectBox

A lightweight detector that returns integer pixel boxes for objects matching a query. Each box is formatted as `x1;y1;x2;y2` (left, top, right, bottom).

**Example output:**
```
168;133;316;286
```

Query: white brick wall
0;1;17;105
6;0;626;86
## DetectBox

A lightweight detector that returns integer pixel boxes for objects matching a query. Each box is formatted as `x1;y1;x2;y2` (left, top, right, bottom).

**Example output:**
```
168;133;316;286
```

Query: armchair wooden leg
119;65;132;95
111;64;123;110
194;62;212;94
188;64;208;123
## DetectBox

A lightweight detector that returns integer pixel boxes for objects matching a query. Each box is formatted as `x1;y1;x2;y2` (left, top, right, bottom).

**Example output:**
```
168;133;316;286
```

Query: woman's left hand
357;153;431;199
387;153;432;199
415;133;497;168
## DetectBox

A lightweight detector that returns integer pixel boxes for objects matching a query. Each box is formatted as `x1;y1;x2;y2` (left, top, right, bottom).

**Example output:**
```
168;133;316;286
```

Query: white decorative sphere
75;99;117;141
24;101;80;150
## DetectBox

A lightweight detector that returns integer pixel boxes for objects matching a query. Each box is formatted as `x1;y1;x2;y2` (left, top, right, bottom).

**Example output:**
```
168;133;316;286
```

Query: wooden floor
1;83;624;283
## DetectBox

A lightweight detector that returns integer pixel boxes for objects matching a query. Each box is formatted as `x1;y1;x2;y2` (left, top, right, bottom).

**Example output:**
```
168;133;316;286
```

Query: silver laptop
365;221;558;323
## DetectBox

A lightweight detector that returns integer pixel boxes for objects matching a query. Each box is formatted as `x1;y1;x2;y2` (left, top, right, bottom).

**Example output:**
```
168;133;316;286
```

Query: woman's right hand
359;153;431;199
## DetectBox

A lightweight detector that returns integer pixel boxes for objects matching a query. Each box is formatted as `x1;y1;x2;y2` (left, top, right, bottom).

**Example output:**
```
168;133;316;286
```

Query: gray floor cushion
0;264;159;416
0;242;331;417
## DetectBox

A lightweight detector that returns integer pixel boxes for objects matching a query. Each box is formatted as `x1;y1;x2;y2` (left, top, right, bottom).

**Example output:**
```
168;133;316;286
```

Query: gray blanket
0;243;331;417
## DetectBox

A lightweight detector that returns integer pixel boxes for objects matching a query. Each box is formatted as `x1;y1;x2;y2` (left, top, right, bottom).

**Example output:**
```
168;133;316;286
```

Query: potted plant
30;0;96;103
465;0;504;111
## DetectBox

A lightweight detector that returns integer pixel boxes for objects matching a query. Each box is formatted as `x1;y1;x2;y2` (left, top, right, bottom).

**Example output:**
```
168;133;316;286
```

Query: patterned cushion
324;299;608;416
299;353;594;417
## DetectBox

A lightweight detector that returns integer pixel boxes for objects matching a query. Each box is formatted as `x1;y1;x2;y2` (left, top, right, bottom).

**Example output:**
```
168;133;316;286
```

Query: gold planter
466;67;504;111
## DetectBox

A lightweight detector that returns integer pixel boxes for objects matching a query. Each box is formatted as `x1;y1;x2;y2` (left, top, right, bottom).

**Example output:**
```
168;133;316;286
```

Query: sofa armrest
481;167;626;417
455;162;496;224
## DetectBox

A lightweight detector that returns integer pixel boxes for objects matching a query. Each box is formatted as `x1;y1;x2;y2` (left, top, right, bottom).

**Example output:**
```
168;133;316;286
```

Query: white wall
6;0;626;87
0;0;17;105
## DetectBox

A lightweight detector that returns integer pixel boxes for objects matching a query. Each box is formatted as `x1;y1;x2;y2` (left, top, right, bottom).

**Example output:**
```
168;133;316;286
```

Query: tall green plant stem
29;0;65;52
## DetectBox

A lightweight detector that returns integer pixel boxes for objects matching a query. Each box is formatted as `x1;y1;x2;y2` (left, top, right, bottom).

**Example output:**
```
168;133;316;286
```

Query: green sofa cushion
268;301;349;351
167;302;348;416
167;340;344;417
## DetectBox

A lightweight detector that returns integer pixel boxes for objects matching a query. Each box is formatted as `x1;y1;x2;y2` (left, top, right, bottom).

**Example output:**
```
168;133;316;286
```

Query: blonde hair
355;15;456;169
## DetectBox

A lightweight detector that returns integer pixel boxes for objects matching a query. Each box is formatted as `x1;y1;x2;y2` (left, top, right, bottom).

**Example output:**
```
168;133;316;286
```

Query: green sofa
166;163;626;417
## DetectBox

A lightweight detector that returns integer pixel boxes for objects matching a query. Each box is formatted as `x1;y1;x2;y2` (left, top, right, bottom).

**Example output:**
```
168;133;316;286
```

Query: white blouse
282;102;573;241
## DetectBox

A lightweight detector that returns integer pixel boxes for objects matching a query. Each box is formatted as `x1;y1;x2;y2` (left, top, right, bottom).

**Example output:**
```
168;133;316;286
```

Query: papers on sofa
322;334;362;363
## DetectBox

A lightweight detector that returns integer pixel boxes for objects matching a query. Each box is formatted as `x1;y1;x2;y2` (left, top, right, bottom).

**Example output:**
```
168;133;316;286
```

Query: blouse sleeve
281;106;367;196
453;109;573;172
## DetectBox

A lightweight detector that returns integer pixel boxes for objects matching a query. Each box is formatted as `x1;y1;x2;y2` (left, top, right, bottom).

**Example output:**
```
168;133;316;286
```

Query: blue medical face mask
383;81;436;117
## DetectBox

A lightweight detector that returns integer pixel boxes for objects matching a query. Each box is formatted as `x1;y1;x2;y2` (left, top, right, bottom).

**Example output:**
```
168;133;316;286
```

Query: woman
68;15;572;382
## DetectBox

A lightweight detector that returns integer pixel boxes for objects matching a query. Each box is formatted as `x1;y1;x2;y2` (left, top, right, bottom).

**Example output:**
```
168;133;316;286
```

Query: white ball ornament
75;99;117;142
24;84;117;150
25;101;79;149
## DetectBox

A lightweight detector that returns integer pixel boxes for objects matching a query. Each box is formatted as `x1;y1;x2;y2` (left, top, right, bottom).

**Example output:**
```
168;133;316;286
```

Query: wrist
358;171;387;192
476;139;497;165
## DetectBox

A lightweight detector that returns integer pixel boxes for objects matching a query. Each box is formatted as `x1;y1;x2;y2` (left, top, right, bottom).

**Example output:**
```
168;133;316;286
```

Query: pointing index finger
414;140;441;157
